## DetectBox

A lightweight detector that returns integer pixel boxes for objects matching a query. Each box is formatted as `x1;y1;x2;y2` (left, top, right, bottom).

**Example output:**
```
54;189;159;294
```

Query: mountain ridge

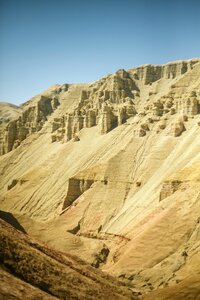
0;58;200;298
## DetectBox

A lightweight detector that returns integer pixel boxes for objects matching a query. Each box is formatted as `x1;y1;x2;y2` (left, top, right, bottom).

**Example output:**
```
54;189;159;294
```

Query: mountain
0;218;136;299
0;58;200;299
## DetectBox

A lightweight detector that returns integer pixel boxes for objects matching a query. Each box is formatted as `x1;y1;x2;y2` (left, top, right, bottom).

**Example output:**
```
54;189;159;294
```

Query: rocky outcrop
99;104;118;134
1;59;200;298
159;180;182;201
92;244;110;268
132;59;199;85
51;80;137;141
1;60;200;154
62;177;94;209
7;179;18;190
133;124;149;137
176;91;199;116
167;118;186;137
1;95;59;154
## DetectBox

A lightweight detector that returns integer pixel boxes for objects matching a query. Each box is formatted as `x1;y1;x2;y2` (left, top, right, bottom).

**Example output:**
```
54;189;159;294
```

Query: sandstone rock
176;92;199;116
152;101;164;116
62;177;94;209
141;122;149;131
167;117;185;137
133;126;146;137
92;244;110;268
4;121;17;152
74;135;80;142
84;109;96;127
61;84;69;92
170;108;176;115
134;59;199;85
100;104;118;134
51;134;57;143
1;58;200;299
0;95;59;154
51;118;62;132
7;179;18;190
159;180;182;201
158;120;166;130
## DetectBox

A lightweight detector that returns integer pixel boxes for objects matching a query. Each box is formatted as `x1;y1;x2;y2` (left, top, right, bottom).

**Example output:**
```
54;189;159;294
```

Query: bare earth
0;59;200;299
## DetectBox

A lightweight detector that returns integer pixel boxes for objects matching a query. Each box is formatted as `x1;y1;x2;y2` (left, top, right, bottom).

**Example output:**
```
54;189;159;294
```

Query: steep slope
0;102;22;121
0;102;22;156
0;59;200;297
143;277;200;300
0;269;58;300
0;218;137;299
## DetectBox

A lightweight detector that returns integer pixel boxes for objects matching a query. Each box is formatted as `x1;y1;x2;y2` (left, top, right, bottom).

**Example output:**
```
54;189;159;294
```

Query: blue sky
0;0;200;105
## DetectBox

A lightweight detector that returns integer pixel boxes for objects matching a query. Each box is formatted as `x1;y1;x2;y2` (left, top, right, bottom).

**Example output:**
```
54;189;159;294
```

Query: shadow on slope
0;210;27;233
0;219;138;300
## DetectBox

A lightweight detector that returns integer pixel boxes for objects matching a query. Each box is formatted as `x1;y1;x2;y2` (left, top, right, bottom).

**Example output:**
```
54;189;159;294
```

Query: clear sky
1;0;200;105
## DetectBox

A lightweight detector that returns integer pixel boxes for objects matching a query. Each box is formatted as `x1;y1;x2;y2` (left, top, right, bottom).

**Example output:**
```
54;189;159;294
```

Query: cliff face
0;59;200;298
1;59;199;156
0;88;60;155
132;59;197;84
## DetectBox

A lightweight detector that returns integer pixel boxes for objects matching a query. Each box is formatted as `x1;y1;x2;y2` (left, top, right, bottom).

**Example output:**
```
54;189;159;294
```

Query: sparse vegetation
0;219;137;299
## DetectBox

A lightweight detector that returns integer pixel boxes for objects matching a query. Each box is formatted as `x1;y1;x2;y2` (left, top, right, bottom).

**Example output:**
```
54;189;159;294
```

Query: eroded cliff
0;59;200;298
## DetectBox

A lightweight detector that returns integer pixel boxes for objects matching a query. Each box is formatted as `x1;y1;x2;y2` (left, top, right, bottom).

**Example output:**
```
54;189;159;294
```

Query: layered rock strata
1;59;200;298
0;94;60;155
1;59;200;155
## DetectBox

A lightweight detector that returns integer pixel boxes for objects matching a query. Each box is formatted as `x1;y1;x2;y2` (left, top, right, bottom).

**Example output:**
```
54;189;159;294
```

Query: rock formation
1;59;200;299
167;117;186;137
132;59;197;84
0;92;60;155
1;59;200;155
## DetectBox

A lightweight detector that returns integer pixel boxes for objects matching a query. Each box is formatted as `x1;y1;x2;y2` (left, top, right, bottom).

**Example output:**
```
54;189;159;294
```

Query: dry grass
0;219;137;300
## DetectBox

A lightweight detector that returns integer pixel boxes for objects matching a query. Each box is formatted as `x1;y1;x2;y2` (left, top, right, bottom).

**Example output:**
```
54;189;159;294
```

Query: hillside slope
0;58;200;297
0;218;137;299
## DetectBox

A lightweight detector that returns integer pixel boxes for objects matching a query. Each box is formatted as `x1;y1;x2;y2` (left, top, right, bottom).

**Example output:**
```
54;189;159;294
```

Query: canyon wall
0;59;200;297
